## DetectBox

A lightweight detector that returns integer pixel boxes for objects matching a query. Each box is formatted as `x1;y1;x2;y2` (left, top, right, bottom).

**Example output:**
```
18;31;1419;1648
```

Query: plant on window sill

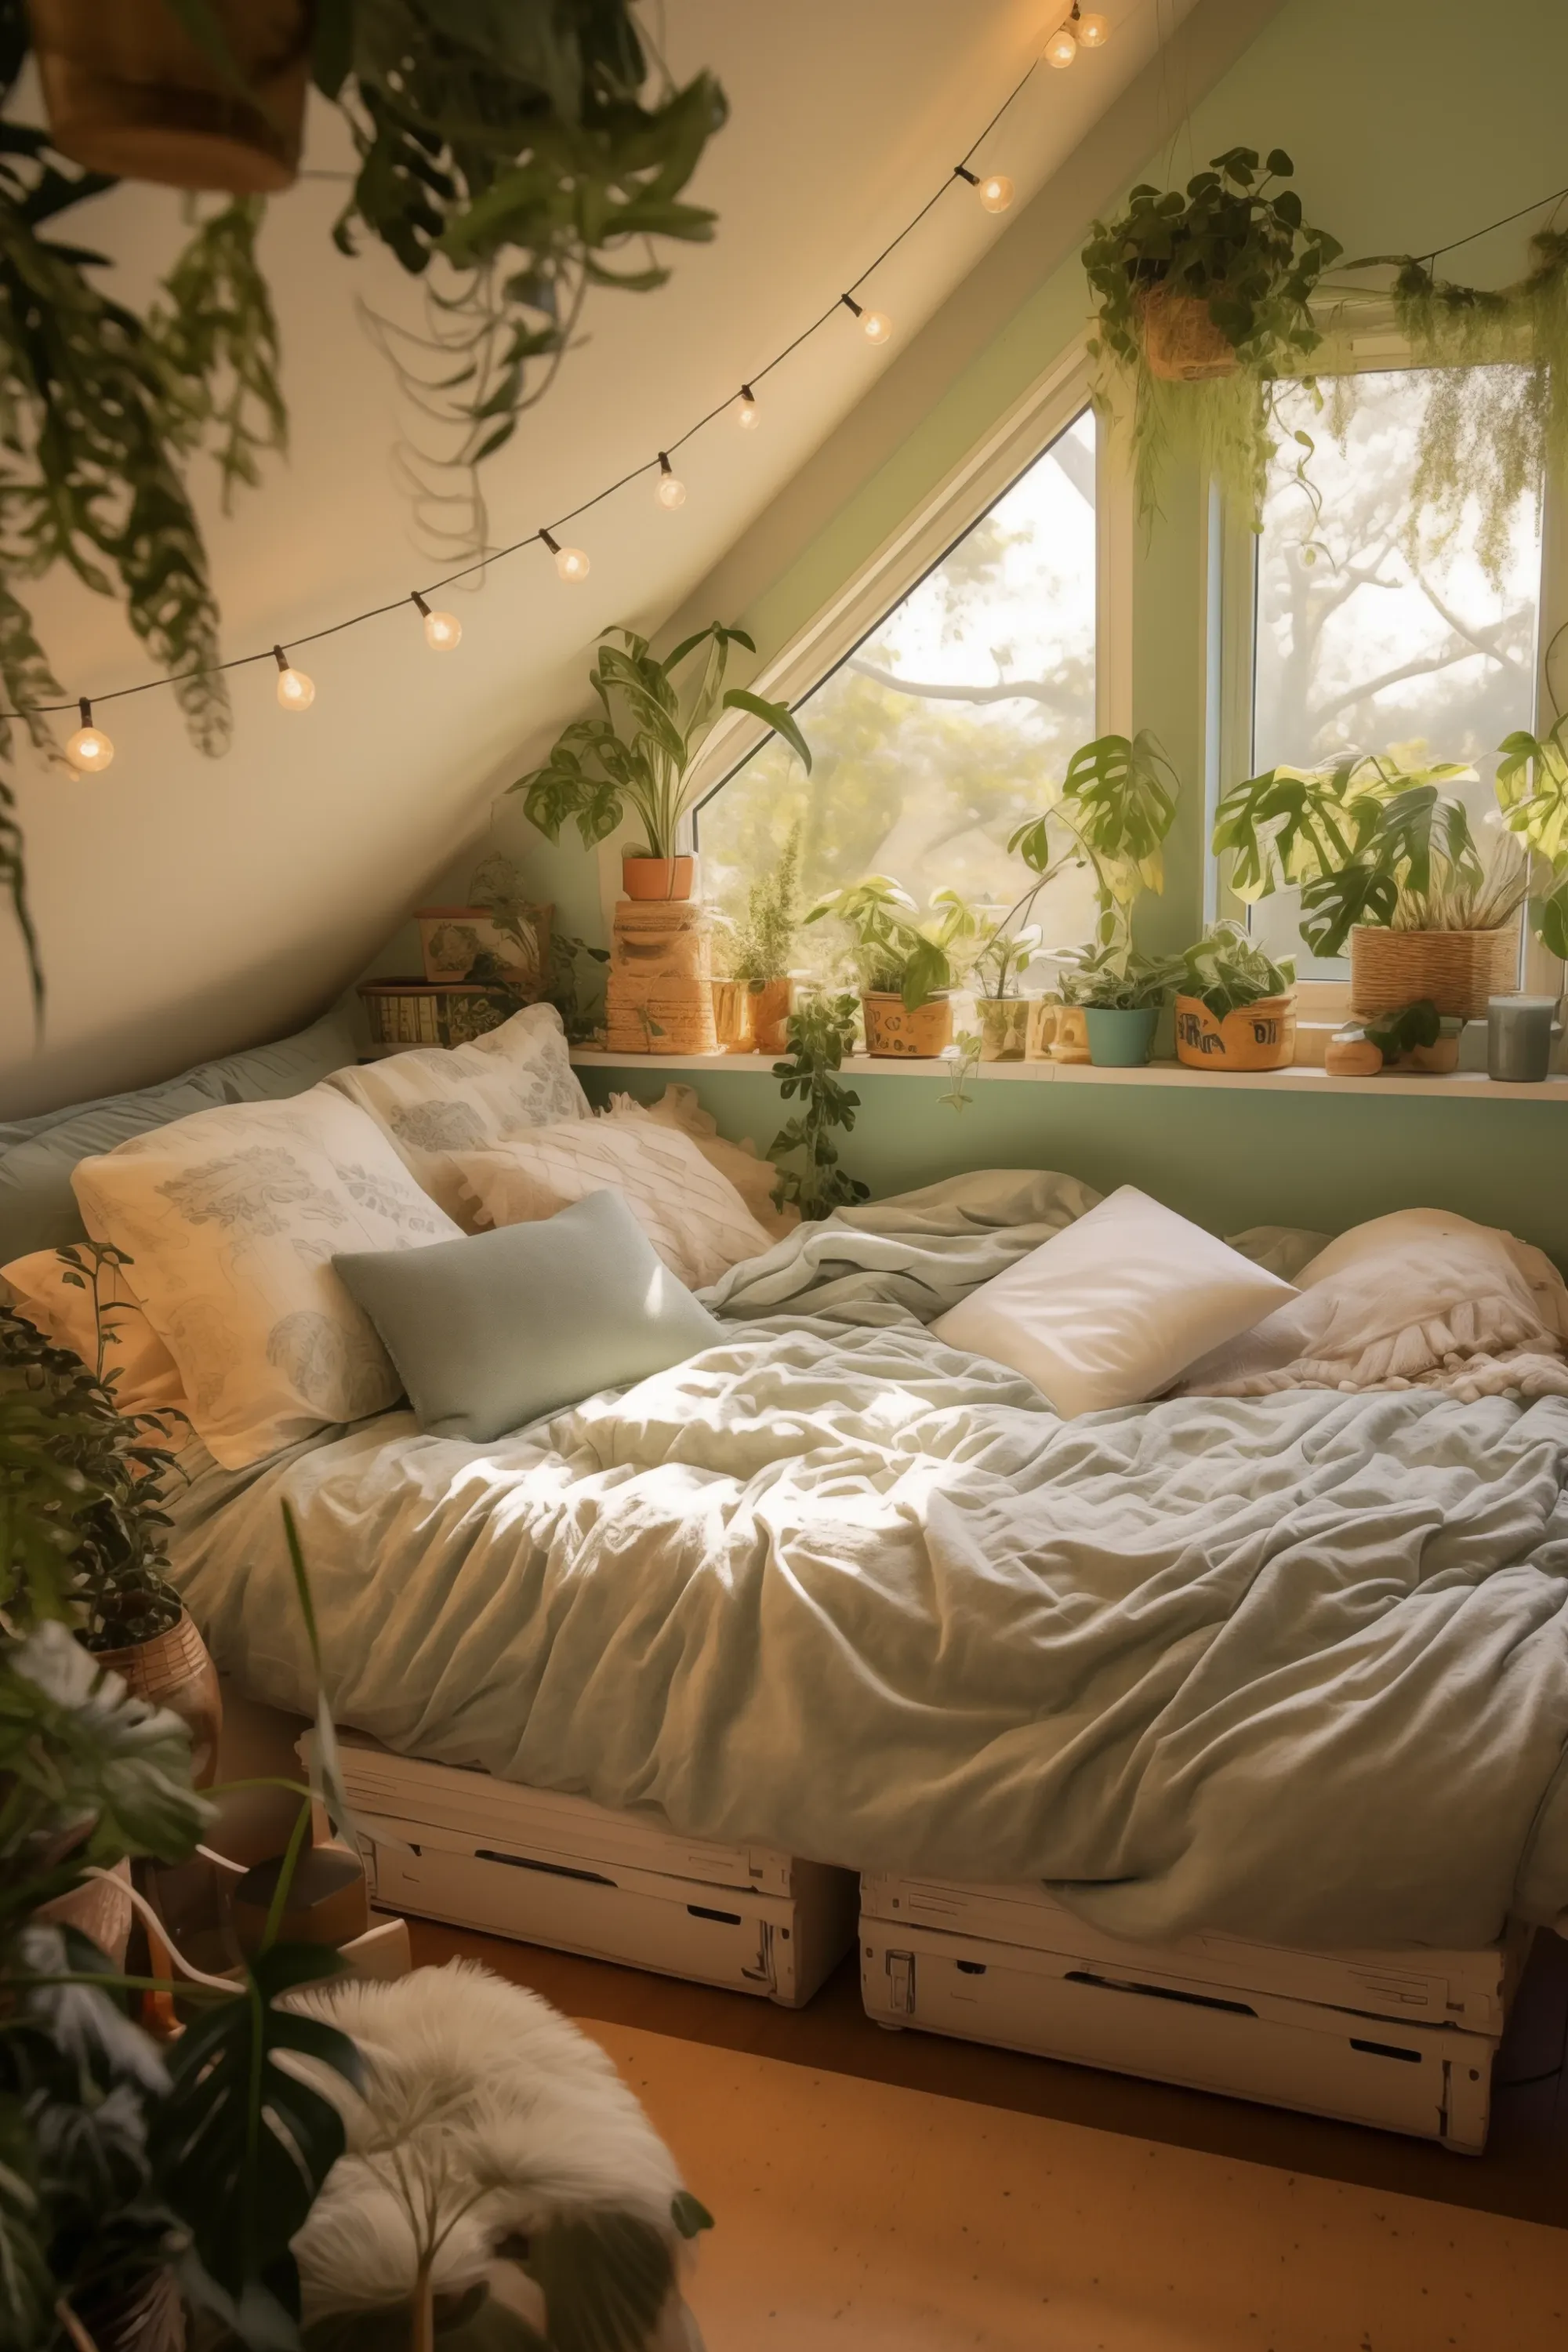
1006;730;1181;970
1177;921;1295;1020
803;877;970;1011
1083;147;1341;530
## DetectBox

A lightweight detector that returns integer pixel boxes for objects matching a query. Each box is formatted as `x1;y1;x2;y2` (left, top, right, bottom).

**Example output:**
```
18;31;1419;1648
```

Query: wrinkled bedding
165;1171;1568;1951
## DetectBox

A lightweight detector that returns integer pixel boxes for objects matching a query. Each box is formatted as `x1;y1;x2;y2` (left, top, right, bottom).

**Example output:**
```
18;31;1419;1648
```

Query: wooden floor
407;1915;1568;2234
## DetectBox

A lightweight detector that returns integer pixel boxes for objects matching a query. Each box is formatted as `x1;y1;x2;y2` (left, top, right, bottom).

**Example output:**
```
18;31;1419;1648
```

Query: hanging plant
1334;226;1568;590
1083;147;1341;528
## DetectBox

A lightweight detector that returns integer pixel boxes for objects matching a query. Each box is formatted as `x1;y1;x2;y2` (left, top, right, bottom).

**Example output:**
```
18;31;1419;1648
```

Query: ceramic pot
747;976;796;1056
1348;924;1519;1022
861;993;953;1058
1174;991;1297;1072
622;855;695;902
29;0;310;192
75;2263;184;2352
1083;1006;1159;1067
1047;1004;1091;1064
95;1608;223;1789
710;979;751;1052
1134;285;1238;382
977;997;1030;1061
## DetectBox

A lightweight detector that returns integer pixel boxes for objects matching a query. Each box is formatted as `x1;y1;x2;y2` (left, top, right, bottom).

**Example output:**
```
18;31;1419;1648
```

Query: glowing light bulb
65;699;113;773
539;529;590;583
1045;22;1078;65
735;385;760;430
862;310;892;344
655;453;687;510
273;647;315;710
977;173;1014;213
1076;9;1109;44
412;593;462;650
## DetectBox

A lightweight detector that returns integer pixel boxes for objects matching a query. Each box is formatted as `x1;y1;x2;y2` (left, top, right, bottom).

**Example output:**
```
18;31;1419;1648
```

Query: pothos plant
1177;919;1294;1018
0;0;728;1016
1083;147;1341;529
768;989;869;1222
803;877;975;1011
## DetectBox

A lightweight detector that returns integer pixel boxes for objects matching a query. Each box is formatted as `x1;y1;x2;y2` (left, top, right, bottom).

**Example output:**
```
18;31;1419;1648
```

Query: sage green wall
597;0;1568;1254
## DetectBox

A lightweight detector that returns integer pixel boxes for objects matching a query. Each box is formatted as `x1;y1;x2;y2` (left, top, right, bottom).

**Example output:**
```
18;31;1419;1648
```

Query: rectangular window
1246;367;1544;978
696;409;1098;949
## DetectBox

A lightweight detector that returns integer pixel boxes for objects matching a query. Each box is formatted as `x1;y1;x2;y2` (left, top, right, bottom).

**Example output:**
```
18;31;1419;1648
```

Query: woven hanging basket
1135;286;1240;383
27;0;310;192
96;1606;223;1788
1349;924;1521;1022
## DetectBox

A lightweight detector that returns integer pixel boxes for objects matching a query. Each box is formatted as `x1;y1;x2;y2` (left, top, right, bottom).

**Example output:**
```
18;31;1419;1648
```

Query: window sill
572;1050;1568;1102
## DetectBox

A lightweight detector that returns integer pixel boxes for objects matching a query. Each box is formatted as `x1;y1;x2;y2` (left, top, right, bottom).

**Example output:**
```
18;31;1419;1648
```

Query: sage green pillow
333;1189;724;1443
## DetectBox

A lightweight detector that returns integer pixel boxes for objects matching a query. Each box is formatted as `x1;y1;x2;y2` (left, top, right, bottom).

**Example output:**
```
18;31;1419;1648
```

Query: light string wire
4;38;1058;731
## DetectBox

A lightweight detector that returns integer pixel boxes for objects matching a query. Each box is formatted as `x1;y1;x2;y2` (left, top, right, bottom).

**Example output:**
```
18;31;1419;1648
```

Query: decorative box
415;903;551;996
358;980;517;1051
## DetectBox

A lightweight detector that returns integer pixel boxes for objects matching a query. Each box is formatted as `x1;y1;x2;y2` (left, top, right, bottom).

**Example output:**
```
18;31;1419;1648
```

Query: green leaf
0;2100;49;2352
721;688;813;774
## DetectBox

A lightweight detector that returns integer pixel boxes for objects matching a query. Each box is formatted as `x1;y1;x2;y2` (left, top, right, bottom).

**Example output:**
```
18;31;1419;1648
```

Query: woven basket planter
1349;925;1519;1022
1134;287;1239;383
96;1606;223;1789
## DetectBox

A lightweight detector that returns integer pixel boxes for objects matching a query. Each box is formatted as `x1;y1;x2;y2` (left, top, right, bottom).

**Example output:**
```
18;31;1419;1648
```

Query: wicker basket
1135;286;1239;383
1348;925;1519;1022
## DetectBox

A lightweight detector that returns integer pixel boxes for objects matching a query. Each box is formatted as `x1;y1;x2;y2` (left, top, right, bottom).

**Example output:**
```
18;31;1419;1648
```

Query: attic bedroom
5;1;1568;2346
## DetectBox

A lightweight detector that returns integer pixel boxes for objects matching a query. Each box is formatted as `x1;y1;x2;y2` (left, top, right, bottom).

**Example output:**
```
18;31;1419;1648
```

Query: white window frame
1208;321;1568;1018
608;338;1129;926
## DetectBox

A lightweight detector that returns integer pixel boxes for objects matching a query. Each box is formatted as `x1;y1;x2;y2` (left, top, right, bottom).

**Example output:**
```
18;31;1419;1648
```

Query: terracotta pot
1047;1004;1091;1065
977;997;1030;1062
28;0;310;193
622;855;695;902
1174;991;1298;1072
711;978;752;1052
94;1608;223;1789
862;992;953;1058
1134;285;1239;382
747;976;796;1056
1349;924;1519;1022
76;2263;184;2352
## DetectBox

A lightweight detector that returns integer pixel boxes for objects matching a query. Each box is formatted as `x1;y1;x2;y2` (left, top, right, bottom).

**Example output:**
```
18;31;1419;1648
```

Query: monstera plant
0;0;728;1015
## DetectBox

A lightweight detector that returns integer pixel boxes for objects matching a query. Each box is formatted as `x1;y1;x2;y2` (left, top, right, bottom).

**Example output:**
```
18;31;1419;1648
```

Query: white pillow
2;1246;189;1417
452;1119;775;1290
931;1185;1298;1417
72;1087;462;1468
325;1003;590;1224
1180;1207;1568;1401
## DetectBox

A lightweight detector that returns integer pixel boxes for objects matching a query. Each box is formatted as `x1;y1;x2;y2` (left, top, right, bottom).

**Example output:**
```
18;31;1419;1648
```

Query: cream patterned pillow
452;1119;774;1290
325;1003;590;1223
2;1246;189;1417
72;1087;462;1468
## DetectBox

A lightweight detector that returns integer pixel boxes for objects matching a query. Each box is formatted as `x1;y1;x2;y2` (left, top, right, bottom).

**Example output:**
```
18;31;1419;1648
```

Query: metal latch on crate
741;1922;776;1990
887;1949;915;2013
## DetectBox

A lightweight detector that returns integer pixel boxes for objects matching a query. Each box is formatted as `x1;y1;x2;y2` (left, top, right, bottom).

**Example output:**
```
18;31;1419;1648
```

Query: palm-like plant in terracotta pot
804;878;972;1058
515;625;811;902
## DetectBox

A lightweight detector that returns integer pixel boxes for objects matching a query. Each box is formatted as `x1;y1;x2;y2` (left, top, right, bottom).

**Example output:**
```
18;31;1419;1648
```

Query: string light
953;163;1014;214
735;384;760;429
840;292;892;343
1076;11;1109;45
1045;21;1078;66
273;646;315;710
655;452;688;510
64;697;113;773
411;590;462;650
540;528;590;583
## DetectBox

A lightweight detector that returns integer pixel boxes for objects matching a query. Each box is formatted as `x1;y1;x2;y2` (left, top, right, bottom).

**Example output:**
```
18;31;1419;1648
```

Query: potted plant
1062;948;1182;1068
1083;147;1341;526
516;626;811;902
769;992;871;1221
804;878;969;1058
1212;753;1525;1019
1174;920;1297;1070
967;913;1043;1061
728;826;804;1054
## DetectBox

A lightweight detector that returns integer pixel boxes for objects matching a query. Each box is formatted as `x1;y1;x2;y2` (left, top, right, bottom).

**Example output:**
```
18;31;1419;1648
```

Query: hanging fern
1083;148;1341;530
1368;229;1568;588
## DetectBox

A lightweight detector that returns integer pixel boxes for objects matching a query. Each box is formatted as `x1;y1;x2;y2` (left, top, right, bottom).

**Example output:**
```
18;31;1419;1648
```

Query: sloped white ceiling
1;0;1184;1114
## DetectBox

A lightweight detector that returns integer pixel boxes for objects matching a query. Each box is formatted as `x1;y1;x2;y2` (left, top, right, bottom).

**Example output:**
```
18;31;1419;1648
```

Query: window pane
697;410;1098;954
1250;368;1542;977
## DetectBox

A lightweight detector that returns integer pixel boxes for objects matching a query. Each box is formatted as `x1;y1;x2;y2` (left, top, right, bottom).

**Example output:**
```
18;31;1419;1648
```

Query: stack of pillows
2;1006;779;1464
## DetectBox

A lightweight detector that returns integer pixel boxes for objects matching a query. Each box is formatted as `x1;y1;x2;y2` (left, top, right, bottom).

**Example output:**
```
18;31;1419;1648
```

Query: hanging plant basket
27;0;312;193
1134;288;1240;383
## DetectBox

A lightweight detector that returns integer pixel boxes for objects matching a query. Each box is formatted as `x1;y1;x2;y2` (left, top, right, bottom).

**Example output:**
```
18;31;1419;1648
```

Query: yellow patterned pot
1174;991;1297;1072
861;993;953;1058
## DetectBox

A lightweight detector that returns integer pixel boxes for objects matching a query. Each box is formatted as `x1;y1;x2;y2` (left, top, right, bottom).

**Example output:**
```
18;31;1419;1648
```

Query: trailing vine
769;991;869;1221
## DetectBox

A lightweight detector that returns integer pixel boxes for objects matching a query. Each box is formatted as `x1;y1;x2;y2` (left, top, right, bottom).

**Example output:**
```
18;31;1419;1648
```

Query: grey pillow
0;1002;360;1262
333;1189;724;1443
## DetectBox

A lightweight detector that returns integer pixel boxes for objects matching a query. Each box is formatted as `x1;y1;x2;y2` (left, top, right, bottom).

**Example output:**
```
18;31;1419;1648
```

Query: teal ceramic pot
1083;1006;1158;1067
